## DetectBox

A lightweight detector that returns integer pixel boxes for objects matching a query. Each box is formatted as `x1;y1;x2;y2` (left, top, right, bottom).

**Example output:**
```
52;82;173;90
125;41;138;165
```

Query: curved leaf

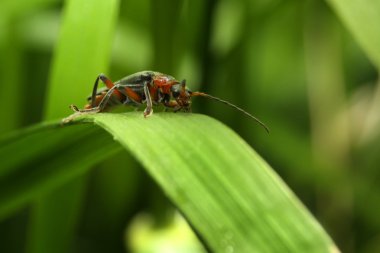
0;123;121;219
0;112;338;252
90;112;338;252
327;0;380;69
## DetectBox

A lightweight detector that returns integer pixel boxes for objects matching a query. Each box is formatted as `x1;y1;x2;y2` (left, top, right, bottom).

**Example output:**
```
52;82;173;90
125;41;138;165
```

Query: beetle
66;71;269;132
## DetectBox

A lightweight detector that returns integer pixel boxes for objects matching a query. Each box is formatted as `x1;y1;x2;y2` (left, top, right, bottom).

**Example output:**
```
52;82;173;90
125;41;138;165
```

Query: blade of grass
0;2;60;251
44;0;119;119
29;0;119;252
76;112;338;253
326;0;380;69
0;123;121;219
0;112;338;252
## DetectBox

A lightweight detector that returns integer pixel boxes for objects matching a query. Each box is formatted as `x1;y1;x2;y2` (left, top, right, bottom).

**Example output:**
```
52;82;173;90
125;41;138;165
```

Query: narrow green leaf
86;112;342;251
44;0;119;119
0;112;338;252
0;123;121;219
326;0;380;69
31;0;120;251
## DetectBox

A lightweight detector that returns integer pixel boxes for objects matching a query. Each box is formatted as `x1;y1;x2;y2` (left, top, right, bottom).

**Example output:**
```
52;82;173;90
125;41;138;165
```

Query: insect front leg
143;81;153;117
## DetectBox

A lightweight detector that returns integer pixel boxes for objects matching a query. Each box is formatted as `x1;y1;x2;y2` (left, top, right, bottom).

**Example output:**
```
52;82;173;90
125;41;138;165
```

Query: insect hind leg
70;73;123;113
71;83;122;114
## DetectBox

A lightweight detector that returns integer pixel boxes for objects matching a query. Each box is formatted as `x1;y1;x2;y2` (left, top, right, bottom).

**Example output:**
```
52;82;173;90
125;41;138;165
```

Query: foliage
0;113;337;252
0;0;379;252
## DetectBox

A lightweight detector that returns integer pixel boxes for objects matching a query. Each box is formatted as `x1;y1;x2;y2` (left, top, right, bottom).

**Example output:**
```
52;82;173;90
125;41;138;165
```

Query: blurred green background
0;0;379;252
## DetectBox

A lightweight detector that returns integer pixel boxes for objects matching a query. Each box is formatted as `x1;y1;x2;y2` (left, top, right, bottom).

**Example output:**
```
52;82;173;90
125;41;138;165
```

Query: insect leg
90;74;123;108
143;81;153;117
96;84;123;111
72;84;121;113
90;75;101;107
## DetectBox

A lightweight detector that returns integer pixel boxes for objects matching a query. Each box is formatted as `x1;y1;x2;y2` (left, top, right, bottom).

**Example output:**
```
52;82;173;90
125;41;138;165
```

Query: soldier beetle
65;71;269;132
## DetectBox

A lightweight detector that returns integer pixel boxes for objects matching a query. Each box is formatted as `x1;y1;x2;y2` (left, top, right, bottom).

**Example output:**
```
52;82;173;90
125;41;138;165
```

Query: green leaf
0;123;121;219
326;0;380;69
44;0;119;119
29;0;120;252
0;112;339;252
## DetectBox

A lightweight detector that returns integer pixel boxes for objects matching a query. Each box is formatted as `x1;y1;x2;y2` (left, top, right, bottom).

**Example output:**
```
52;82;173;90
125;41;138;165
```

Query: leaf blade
89;112;337;253
327;0;380;69
0;123;121;219
0;112;338;252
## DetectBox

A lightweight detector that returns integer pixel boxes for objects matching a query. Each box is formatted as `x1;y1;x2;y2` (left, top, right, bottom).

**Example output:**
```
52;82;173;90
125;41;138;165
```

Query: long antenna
191;92;269;133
